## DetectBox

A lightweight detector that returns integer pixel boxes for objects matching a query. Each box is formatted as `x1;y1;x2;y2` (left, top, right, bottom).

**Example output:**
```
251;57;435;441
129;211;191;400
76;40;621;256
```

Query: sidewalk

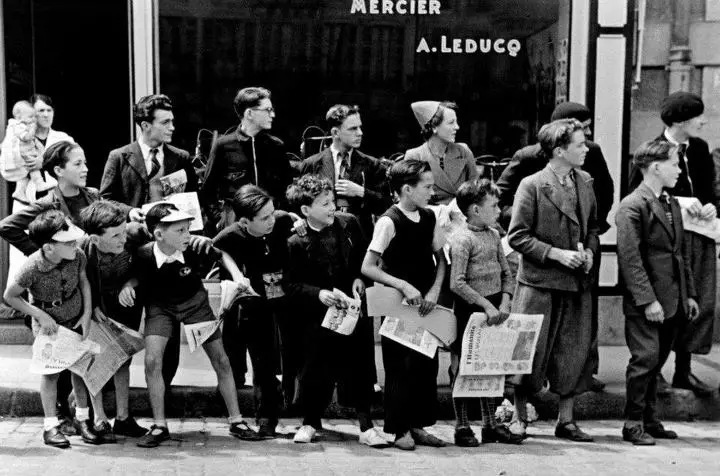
1;342;719;420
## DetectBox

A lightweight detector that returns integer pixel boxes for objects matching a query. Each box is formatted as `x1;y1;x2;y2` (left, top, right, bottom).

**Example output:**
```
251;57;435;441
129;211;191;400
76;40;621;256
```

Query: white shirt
153;242;185;268
663;129;692;194
330;144;353;182
138;139;165;175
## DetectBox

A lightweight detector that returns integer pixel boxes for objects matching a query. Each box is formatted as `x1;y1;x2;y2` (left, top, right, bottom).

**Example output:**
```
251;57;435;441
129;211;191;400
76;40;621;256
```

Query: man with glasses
202;87;293;231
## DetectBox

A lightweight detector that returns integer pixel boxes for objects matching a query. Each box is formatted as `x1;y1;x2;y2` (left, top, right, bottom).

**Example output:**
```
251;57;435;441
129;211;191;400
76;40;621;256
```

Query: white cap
411;101;441;127
159;209;194;224
51;221;85;242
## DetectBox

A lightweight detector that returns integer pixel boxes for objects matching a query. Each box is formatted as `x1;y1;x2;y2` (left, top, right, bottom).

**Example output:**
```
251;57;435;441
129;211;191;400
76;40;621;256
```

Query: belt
34;288;79;310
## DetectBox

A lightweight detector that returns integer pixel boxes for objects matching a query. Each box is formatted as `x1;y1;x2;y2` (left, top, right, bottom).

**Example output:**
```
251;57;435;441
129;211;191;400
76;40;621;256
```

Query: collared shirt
153;242;185;268
664;129;692;193
330;144;353;182
138;138;165;175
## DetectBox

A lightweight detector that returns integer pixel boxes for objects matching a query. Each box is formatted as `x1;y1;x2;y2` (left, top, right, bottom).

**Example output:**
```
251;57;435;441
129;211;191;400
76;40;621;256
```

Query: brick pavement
0;418;719;475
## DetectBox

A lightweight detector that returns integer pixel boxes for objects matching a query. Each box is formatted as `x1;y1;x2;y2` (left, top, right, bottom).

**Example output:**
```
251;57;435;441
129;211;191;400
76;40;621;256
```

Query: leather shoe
410;428;446;447
481;425;524;445
644;422;678;439
454;427;480;447
622;424;655;446
58;417;78;436
555;421;594;442
43;426;71;448
73;418;101;445
672;373;714;397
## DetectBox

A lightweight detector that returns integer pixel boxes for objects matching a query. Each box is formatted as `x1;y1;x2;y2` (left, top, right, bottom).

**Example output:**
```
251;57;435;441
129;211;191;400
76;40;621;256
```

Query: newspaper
453;375;505;398
142;191;203;232
379;316;441;358
675;196;720;242
184;319;222;353
158;169;188;197
458;312;543;376
321;288;361;335
30;327;102;375
204;278;260;317
68;317;145;395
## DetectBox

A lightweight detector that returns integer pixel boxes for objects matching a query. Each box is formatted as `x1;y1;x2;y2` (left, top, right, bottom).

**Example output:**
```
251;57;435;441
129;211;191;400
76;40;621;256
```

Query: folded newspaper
452;312;543;399
30;327;102;375
158;169;188;197
379;316;442;358
70;317;145;395
675;196;720;242
321;288;361;335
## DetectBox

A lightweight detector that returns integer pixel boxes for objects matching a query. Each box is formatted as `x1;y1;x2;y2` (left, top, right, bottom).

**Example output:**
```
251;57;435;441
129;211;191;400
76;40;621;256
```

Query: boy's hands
400;282;437;316
292;218;308;237
687;298;700;322
644;300;664;322
548;247;584;269
119;285;136;307
352;278;365;298
74;312;92;340
319;289;345;308
94;307;109;323
188;235;214;254
128;208;145;223
36;311;58;335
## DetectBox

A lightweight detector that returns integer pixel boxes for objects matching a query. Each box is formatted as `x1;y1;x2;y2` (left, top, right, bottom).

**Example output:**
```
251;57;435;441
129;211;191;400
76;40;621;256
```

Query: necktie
338;151;350;180
660;192;674;227
149;148;161;178
676;143;693;196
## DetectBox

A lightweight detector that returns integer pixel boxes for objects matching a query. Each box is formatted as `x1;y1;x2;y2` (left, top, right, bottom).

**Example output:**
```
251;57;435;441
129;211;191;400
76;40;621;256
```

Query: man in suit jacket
616;140;698;445
100;94;197;209
628;92;717;396
300;104;391;234
508;119;599;442
100;94;196;388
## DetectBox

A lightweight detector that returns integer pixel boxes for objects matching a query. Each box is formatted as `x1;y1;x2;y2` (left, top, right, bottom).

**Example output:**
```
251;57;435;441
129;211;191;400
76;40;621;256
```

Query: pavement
0;417;719;475
1;340;720;421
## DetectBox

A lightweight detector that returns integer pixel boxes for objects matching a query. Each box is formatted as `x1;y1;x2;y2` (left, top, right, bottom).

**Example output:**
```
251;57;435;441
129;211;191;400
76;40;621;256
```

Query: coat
100;142;196;208
300;147;392;233
507;164;600;292
616;182;695;319
404;142;478;205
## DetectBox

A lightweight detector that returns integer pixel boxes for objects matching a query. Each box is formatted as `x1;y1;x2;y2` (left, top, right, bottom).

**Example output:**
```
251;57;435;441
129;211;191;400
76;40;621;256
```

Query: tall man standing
628;92;717;396
100;94;198;387
300;104;392;235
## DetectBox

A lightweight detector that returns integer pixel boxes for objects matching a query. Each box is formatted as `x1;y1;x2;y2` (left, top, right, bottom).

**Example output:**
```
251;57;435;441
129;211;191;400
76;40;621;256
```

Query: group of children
1;127;692;451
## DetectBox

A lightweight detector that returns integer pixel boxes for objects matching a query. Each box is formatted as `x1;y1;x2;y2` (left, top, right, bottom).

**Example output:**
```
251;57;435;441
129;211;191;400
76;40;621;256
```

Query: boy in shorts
130;203;246;447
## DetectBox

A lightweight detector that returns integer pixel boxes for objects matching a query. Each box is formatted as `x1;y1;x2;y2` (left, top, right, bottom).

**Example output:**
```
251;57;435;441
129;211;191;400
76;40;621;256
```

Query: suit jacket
300;147;391;232
507;165;600;292
100;142;196;208
628;133;717;211
497;141;614;233
0;186;124;256
616;183;695;318
404;142;478;205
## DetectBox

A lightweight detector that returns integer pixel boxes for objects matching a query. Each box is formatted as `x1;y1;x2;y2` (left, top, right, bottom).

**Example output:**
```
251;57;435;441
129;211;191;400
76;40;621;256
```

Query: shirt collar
330;144;353;164
138;138;164;164
36;250;61;273
467;223;491;233
153;242;185;268
663;129;689;147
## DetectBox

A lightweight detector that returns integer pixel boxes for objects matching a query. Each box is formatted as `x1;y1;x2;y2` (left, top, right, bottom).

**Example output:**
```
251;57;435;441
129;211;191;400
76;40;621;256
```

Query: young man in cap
628;91;717;397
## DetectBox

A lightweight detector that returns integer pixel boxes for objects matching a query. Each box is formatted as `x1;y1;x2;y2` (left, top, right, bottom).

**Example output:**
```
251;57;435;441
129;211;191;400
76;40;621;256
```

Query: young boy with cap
629;91;717;396
3;210;97;448
129;203;246;447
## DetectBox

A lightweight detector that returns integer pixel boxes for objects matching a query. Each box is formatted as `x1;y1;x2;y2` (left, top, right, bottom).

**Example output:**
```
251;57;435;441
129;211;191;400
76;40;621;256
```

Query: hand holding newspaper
141;192;203;232
675;196;720;242
321;288;361;335
30;326;102;375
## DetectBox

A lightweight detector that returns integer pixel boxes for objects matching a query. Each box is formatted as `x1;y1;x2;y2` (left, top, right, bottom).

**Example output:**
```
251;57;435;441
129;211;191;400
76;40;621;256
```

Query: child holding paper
283;175;386;448
3;210;97;448
448;178;523;446
128;203;245;448
361;158;447;451
77;200;149;441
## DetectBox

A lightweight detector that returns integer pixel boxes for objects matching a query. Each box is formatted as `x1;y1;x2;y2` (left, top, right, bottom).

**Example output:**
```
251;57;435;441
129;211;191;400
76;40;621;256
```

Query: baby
1;100;57;203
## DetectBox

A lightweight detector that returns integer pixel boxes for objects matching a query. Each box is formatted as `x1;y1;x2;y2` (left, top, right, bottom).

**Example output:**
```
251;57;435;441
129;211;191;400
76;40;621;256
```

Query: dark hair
326;104;361;130
455;178;500;216
285;174;333;213
42;140;81;179
632;140;677;170
134;94;173;126
537;119;584;158
388;158;432;195
79;200;128;236
231;185;273;219
28;210;69;247
29;94;54;109
233;87;271;118
144;203;180;235
421;101;457;141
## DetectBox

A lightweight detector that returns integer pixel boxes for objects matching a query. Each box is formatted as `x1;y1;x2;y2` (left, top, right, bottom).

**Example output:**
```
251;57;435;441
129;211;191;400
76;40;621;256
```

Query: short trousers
144;288;220;343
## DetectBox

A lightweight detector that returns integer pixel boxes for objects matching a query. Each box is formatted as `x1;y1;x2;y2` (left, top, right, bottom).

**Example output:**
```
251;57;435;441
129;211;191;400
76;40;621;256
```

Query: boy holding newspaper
128;203;246;447
448;178;524;447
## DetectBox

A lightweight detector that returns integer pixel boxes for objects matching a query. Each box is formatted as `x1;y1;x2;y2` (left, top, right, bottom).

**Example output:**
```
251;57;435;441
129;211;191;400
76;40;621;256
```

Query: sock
357;411;373;433
453;398;470;429
75;407;90;421
44;416;60;431
480;397;498;428
153;419;168;429
228;414;244;425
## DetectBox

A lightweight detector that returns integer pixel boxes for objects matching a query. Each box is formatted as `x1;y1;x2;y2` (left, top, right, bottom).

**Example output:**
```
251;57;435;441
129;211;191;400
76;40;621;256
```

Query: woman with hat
405;101;478;205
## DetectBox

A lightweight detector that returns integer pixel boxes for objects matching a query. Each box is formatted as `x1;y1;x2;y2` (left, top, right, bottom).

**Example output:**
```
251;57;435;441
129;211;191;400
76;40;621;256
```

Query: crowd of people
0;86;717;451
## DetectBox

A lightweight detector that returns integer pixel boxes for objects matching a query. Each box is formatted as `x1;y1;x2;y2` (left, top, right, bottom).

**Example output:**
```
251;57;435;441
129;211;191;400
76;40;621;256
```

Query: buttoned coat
507;165;600;292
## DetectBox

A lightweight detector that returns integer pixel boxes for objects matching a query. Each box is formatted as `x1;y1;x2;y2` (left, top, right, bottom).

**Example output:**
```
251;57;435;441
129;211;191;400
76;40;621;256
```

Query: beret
660;91;704;125
550;102;591;122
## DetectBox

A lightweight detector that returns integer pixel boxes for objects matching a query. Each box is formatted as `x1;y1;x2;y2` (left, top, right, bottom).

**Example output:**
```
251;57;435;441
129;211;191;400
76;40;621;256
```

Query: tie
659;192;674;227
338;151;350;181
676;143;693;196
149;148;161;178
